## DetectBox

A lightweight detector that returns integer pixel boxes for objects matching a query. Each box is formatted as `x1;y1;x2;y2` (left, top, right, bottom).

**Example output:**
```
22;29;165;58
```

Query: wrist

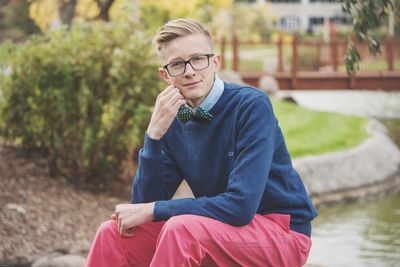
147;127;163;140
146;202;155;221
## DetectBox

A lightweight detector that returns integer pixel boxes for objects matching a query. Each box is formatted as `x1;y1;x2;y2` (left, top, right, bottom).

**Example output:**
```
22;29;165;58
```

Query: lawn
271;98;369;158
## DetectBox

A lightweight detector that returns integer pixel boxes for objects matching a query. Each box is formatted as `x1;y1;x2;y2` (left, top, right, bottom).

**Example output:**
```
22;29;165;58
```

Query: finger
161;89;185;113
119;223;123;235
167;91;185;107
123;232;134;238
173;99;187;112
110;213;117;220
158;84;176;98
117;219;122;235
121;232;134;238
121;228;134;238
159;87;180;104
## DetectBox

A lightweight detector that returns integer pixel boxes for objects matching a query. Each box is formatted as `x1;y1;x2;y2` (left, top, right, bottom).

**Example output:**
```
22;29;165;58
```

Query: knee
161;215;205;236
96;220;117;236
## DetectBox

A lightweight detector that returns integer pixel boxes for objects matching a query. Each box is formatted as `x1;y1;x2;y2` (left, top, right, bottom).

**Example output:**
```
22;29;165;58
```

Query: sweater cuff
142;133;162;157
153;200;174;221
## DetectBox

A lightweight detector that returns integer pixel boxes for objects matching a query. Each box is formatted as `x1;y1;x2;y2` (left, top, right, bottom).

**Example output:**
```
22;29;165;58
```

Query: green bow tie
177;105;213;124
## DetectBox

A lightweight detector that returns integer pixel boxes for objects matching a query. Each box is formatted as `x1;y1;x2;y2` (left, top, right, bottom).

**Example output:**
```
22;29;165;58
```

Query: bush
0;21;162;189
298;47;320;71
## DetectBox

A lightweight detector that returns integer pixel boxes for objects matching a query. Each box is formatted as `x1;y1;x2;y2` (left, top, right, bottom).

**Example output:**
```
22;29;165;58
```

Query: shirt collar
198;74;224;112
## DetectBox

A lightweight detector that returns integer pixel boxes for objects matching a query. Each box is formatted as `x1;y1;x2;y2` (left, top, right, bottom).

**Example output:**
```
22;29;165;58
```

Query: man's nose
184;62;196;76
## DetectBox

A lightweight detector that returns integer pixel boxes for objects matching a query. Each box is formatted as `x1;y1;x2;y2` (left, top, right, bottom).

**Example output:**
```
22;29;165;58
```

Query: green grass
272;99;369;158
338;59;400;72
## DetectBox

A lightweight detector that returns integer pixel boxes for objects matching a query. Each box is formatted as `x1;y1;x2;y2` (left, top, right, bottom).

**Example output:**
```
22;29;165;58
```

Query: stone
293;120;400;200
366;118;389;135
5;203;26;215
218;70;245;84
259;74;279;96
32;254;86;267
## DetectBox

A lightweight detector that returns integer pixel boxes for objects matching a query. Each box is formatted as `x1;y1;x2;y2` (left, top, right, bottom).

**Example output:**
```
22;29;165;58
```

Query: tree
0;0;40;41
59;0;78;26
29;0;121;32
212;3;270;41
139;0;232;34
96;0;115;21
341;0;394;73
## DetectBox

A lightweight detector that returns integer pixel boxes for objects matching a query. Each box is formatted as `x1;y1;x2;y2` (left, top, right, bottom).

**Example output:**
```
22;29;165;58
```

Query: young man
86;18;317;267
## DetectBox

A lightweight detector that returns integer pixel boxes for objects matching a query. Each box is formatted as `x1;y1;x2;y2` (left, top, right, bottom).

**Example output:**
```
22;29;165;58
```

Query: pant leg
85;219;165;267
150;214;311;267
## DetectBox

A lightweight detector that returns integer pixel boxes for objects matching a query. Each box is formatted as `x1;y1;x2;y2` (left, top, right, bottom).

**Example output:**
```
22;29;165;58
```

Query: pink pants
85;214;311;267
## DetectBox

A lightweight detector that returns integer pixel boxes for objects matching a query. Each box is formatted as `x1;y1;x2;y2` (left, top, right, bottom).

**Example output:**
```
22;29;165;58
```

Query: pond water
288;90;400;267
307;193;400;267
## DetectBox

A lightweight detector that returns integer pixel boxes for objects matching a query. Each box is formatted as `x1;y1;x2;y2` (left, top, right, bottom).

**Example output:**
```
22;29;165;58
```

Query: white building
256;0;351;33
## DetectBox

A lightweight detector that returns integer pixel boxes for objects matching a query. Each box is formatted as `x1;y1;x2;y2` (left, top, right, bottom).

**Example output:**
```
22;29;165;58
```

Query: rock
5;203;26;215
294;120;400;203
32;254;86;267
259;74;279;96
366;118;389;135
218;70;245;84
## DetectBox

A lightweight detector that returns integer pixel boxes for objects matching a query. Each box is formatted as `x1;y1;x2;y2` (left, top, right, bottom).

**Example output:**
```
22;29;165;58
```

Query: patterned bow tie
177;105;213;124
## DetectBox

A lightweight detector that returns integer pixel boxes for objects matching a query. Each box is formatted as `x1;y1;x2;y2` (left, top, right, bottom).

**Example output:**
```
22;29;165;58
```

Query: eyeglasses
163;54;214;77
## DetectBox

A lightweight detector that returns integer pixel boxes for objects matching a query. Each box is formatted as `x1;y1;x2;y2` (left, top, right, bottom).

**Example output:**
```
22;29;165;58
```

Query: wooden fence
218;35;400;90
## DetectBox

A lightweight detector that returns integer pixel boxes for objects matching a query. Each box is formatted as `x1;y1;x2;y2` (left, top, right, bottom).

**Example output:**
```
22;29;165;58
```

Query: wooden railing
218;35;400;90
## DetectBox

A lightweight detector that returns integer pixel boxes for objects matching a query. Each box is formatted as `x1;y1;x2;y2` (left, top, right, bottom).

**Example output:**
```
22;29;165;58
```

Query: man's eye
192;56;206;62
169;62;184;69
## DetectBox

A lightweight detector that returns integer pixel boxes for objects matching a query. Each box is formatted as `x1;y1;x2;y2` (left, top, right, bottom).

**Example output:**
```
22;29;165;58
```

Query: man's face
158;33;221;108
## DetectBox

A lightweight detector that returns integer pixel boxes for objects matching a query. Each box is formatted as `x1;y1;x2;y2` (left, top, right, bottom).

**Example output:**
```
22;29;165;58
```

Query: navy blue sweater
132;82;317;236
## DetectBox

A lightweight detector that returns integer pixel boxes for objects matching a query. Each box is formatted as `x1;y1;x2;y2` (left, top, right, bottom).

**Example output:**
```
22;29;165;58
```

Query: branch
341;0;394;73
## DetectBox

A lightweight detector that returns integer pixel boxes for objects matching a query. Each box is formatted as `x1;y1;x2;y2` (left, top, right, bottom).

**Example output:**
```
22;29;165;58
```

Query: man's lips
182;80;202;87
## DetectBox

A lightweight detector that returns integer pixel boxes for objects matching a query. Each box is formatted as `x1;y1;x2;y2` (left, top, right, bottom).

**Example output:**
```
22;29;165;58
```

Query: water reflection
308;193;400;267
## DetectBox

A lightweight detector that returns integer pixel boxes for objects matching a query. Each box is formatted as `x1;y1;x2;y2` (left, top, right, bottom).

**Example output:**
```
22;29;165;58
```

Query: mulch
0;144;126;266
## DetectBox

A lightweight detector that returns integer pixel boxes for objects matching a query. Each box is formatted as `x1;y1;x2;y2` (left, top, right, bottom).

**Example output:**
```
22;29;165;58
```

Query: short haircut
153;18;214;53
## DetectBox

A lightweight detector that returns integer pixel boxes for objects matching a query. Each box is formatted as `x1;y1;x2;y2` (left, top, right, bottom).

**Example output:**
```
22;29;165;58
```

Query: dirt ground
0;144;127;266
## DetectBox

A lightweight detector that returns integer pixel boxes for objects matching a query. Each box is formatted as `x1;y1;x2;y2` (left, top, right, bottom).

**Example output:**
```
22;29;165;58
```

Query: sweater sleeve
131;133;184;203
153;95;277;226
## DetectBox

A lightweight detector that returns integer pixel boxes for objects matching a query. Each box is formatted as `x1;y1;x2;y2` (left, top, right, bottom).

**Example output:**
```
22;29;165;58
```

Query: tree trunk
59;0;77;26
96;0;115;21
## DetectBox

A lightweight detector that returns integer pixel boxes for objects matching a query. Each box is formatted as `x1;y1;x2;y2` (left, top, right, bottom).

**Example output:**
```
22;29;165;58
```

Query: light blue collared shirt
198;74;224;112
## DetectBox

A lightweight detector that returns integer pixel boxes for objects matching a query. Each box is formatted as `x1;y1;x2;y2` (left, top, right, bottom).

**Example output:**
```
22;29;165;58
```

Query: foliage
29;0;130;32
212;2;270;41
0;0;41;41
341;0;394;73
394;0;400;38
297;48;320;71
139;0;233;35
0;21;162;188
28;0;232;34
0;42;17;70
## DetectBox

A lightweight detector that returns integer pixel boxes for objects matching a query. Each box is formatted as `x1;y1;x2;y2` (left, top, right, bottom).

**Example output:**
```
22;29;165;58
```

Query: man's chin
183;95;205;108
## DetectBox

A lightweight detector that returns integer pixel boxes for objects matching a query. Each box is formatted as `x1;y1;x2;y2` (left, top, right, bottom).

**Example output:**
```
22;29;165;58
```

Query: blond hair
154;18;214;52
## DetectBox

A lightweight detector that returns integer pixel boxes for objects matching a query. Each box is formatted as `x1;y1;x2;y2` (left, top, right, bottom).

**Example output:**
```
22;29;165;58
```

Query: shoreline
294;119;400;208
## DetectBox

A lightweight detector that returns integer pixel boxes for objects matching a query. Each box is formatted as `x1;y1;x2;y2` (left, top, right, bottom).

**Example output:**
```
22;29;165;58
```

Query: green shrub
0;21;162;188
0;41;16;75
297;47;320;71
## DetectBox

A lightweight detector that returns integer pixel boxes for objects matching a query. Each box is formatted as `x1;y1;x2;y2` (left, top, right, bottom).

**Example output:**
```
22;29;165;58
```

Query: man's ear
212;55;221;72
159;68;171;84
